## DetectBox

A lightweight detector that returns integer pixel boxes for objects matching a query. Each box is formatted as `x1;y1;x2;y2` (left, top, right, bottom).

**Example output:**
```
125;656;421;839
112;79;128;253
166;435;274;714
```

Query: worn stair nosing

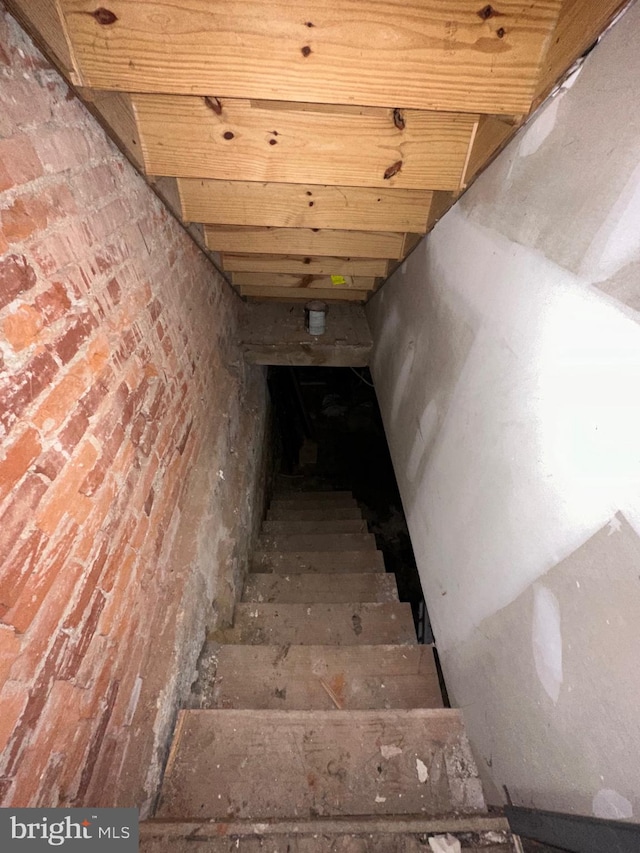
141;814;511;839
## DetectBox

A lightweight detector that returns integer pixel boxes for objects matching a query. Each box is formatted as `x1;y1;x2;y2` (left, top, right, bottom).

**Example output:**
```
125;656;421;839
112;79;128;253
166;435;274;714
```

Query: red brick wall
0;8;268;811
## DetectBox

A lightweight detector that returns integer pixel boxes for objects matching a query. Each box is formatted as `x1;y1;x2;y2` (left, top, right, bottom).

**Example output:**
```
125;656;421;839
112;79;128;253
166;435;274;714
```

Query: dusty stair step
258;532;378;552
157;708;485;820
262;519;368;535
271;497;359;511
251;549;386;573
210;602;416;646
242;572;399;603
141;815;515;852
268;506;364;521
208;644;443;710
272;490;355;502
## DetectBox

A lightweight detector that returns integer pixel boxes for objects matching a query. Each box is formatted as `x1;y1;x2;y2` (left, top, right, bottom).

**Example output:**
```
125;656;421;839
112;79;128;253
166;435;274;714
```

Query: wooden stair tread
267;506;364;521
272;491;356;502
258;532;378;552
206;644;443;710
160;474;494;836
262;519;368;535
209;602;416;646
252;550;385;573
270;497;359;510
157;709;485;820
242;572;399;603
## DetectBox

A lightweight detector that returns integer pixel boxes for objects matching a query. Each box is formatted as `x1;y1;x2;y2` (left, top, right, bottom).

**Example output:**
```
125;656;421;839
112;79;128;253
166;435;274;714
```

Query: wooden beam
7;0;80;82
132;95;477;191
222;254;388;277
205;226;404;260
240;301;372;367
534;0;629;105
80;89;143;169
60;0;562;114
179;180;431;233
462;115;520;187
232;272;376;291
426;191;456;231
240;287;369;302
400;234;423;259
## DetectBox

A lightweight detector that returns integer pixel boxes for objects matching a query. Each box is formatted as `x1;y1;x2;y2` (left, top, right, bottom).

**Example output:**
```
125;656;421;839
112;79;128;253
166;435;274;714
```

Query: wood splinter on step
319;677;344;709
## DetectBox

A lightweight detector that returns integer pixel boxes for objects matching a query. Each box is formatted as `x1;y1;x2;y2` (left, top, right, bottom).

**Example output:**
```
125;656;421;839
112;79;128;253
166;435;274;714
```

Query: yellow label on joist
331;275;347;286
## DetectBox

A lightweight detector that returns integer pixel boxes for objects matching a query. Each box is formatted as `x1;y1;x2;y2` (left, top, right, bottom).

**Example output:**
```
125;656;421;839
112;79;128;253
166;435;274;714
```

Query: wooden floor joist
231;272;376;291
205;226;405;260
13;0;625;308
133;94;479;191
222;253;389;277
60;0;561;114
179;179;432;233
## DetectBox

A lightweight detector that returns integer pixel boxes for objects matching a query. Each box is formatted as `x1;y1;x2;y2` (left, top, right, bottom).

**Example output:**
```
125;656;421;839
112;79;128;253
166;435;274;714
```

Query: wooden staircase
141;490;515;851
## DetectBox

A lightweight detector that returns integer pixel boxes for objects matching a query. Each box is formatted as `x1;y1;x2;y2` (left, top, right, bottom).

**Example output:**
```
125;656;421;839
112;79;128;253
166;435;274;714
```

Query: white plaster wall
367;2;640;816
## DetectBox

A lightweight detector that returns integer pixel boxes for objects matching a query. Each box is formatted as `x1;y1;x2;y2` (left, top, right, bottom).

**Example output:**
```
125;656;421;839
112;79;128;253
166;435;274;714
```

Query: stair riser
262;520;368;535
270;499;359;511
211;603;416;646
209;645;443;711
258;533;378;552
242;573;399;603
267;507;363;521
272;491;355;502
251;550;385;573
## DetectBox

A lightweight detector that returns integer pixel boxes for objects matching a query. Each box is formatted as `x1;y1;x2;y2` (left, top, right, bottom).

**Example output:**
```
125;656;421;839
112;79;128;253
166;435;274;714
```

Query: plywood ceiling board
179;180;432;233
204;226;405;259
132;94;477;191
60;0;562;114
222;254;388;276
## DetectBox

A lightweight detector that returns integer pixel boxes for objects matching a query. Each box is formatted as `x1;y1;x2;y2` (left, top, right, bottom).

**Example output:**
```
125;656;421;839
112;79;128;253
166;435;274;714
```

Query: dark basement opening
267;365;449;705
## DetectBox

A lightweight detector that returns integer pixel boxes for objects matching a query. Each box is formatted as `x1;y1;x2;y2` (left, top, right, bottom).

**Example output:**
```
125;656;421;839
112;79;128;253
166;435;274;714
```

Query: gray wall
367;3;640;821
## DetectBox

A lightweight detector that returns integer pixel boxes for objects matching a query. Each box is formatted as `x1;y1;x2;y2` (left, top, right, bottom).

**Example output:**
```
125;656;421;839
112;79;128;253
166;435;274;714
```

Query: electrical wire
350;367;375;388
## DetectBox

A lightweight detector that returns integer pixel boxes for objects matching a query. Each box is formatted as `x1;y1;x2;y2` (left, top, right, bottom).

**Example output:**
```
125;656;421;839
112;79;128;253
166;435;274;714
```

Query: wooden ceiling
10;0;627;303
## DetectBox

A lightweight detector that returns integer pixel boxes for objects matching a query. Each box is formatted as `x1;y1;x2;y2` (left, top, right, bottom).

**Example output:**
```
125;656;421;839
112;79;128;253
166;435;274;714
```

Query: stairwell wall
0;7;269;812
367;3;640;822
